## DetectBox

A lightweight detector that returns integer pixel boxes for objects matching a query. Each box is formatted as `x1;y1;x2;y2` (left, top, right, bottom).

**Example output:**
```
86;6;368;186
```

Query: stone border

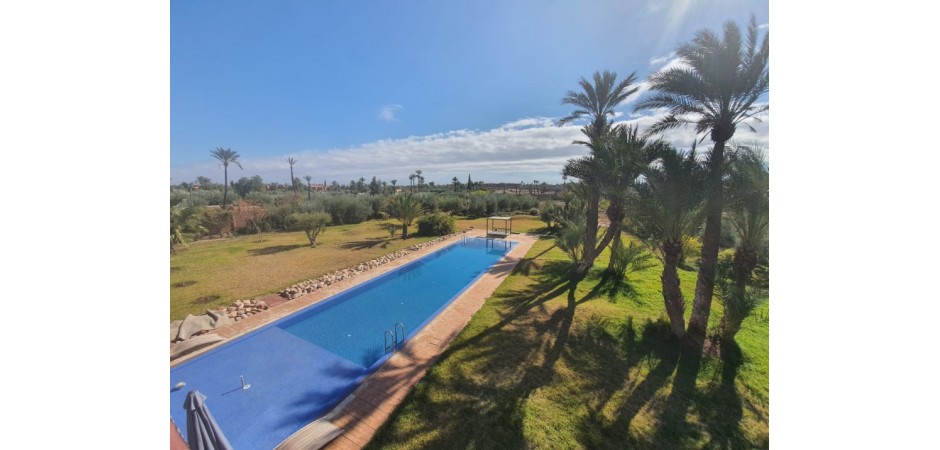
171;231;476;366
213;233;464;322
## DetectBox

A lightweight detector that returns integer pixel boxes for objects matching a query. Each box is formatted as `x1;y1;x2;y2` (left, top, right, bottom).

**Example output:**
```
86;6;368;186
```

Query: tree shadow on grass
510;241;557;277
366;261;588;449
339;238;394;250
248;244;305;256
592;270;641;303
577;329;751;449
573;317;683;448
696;342;751;449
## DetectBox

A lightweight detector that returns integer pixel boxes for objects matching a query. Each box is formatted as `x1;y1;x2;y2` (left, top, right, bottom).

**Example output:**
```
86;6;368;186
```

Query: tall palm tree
210;148;242;207
452;176;460;192
386;193;424;239
303;175;313;200
626;146;707;338
286;157;297;192
558;70;639;277
634;15;769;342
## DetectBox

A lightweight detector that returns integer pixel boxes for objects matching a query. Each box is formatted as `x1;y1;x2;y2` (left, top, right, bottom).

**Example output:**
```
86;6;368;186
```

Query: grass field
169;215;544;320
366;236;769;449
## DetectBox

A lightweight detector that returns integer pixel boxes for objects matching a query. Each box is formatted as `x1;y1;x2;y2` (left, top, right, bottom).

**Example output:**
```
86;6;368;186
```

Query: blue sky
171;0;769;185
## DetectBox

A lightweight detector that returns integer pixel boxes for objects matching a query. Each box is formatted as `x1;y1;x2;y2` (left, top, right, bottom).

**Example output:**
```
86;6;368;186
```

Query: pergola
485;216;512;239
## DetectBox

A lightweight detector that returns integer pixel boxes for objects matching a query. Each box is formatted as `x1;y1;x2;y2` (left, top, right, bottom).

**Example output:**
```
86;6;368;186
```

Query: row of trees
554;16;769;347
170;190;539;248
201;147;504;206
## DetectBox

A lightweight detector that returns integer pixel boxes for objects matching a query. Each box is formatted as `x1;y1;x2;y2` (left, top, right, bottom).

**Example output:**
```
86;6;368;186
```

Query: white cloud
649;52;675;67
378;104;402;122
171;109;769;185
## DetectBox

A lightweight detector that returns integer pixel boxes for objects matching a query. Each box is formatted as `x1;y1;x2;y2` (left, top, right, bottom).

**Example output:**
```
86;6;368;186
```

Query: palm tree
634;15;769;342
558;70;639;277
210;148;242;207
303;175;313;200
452;176;460;192
719;145;769;342
286;158;297;192
625;146;707;338
596;125;664;273
415;169;424;191
386;193;424;239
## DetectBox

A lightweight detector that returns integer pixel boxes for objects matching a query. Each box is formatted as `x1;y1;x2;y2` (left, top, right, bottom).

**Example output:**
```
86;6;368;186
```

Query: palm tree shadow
248;244;305;256
366;265;586;449
339;238;394;250
511;241;558;277
594;270;640;302
698;342;749;449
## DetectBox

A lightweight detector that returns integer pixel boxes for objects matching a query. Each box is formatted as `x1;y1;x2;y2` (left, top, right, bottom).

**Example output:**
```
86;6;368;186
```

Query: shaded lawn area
170;215;545;321
367;236;769;449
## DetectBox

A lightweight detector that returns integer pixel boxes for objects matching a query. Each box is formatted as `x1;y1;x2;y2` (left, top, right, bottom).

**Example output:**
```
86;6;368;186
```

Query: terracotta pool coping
322;232;537;449
169;230;538;449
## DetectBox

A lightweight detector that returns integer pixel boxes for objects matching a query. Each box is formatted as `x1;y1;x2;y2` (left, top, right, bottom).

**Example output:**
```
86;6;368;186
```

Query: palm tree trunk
733;244;757;301
575;188;600;276
401;224;408;239
687;140;726;343
719;243;758;342
662;242;687;339
222;165;229;208
606;230;621;273
604;203;625;273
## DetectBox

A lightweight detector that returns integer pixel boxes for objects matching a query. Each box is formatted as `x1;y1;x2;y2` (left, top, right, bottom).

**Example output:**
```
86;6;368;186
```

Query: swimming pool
169;237;516;449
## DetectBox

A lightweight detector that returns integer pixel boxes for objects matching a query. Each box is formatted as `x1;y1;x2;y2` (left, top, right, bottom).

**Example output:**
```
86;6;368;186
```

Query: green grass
169;215;545;321
366;236;769;449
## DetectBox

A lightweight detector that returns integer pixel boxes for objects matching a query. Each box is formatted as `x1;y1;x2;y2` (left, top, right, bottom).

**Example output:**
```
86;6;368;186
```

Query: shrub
265;204;297;231
417;212;456;236
414;193;438;212
680;235;703;267
289;212;331;247
367;195;387;218
199;208;232;237
437;195;466;215
609;239;656;278
468;196;487;218
245;191;276;207
717;279;766;342
529;208;540;216
323;194;371;225
539;202;558;230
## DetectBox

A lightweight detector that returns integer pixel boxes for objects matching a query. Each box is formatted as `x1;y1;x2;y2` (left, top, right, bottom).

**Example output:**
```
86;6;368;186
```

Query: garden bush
416;212;456;236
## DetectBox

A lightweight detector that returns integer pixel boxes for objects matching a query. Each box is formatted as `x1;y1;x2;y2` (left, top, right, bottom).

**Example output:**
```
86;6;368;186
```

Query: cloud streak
378;104;402;122
171;110;769;185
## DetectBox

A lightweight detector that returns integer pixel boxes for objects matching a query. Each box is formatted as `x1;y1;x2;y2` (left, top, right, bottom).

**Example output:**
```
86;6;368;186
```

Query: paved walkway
170;230;538;449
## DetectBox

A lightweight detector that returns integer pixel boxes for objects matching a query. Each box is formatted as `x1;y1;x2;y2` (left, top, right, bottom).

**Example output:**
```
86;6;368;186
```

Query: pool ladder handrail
394;322;406;348
384;329;396;353
384;322;407;354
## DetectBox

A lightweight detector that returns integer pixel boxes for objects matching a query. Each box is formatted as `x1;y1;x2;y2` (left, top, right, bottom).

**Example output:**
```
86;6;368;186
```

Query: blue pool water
169;237;515;449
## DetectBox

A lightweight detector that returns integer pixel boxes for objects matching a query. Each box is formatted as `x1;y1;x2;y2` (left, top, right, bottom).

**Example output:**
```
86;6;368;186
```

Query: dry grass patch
170;215;543;321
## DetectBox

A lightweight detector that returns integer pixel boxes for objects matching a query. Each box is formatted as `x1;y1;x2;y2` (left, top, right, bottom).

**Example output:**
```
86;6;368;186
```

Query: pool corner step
273;394;355;450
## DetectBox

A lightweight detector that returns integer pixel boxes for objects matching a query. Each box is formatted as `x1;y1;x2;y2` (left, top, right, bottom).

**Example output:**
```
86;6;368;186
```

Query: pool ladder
384;322;407;354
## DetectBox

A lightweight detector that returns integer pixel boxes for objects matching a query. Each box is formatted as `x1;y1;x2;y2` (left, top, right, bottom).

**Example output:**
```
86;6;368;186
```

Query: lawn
366;236;769;449
169;215;545;321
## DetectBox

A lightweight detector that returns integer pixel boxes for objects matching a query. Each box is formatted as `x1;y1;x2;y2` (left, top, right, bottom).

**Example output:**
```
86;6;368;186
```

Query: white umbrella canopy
183;390;233;450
